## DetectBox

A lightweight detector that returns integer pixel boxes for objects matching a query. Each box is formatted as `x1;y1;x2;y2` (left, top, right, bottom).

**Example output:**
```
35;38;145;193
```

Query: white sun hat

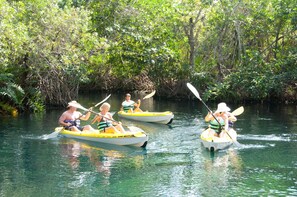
67;100;79;108
215;102;231;113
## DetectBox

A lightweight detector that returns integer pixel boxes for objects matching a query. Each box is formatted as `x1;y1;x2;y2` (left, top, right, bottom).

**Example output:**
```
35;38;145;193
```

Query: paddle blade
186;83;201;100
95;94;111;107
41;131;59;139
42;127;63;139
143;90;156;100
231;106;244;116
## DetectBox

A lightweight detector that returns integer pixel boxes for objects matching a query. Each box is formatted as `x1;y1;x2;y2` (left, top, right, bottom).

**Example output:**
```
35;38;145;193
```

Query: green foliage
0;73;24;105
205;49;297;102
0;73;25;114
25;87;45;113
0;0;29;68
19;0;104;105
0;0;296;109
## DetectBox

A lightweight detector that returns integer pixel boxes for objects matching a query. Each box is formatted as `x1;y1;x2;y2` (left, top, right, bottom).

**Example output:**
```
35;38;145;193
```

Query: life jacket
123;105;134;112
122;100;135;112
97;117;112;132
209;119;225;132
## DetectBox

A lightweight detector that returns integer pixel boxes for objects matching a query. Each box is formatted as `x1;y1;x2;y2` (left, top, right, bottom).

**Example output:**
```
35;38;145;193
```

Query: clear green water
0;94;296;197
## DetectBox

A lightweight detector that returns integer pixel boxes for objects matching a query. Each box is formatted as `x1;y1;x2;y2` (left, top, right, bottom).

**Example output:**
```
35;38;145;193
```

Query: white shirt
122;100;135;107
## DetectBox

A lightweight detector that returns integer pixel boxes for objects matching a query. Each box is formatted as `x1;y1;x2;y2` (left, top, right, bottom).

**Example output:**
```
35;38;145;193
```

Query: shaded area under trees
0;0;296;115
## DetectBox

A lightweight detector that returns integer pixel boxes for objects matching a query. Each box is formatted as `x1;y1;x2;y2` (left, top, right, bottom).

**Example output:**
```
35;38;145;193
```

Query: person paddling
204;102;237;137
59;101;95;132
92;102;125;133
121;93;142;113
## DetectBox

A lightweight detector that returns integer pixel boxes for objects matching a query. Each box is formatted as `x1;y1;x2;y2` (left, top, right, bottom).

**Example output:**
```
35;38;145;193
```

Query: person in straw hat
59;100;95;132
92;102;125;133
204;102;237;137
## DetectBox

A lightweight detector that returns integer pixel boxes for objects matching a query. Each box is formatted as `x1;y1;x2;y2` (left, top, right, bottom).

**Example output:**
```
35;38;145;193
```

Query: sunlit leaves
0;0;296;106
0;0;28;68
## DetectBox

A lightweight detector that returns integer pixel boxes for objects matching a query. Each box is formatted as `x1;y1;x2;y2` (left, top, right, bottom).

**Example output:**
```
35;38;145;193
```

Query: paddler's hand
88;107;93;112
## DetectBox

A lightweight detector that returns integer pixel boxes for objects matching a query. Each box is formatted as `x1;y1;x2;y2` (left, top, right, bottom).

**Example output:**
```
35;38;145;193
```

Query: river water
0;93;296;196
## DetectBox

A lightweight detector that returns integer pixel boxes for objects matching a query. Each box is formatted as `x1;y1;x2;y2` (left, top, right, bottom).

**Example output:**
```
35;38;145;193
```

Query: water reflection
59;138;147;178
203;149;243;171
200;149;243;194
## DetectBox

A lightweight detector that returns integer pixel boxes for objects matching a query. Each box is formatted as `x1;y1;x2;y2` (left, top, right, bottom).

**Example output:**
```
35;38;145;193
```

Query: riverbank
79;79;297;104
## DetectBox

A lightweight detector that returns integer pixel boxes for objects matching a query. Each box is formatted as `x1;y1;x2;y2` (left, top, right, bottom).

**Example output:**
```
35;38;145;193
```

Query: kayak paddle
45;95;112;139
75;103;144;133
71;102;127;125
134;90;156;111
76;94;111;119
231;106;244;116
186;82;241;147
143;90;156;100
94;94;111;107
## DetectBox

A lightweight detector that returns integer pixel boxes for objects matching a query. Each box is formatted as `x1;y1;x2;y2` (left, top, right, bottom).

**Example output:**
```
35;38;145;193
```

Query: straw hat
215;102;230;113
67;100;79;108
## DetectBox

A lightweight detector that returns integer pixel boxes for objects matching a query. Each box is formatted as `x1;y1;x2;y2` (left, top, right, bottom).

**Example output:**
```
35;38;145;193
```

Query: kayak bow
200;128;238;151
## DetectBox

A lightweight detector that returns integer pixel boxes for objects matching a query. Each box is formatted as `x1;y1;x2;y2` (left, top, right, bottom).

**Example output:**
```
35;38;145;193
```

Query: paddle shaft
87;109;121;125
134;90;156;110
76;94;111;120
187;82;235;140
186;83;222;129
94;94;111;107
200;99;223;133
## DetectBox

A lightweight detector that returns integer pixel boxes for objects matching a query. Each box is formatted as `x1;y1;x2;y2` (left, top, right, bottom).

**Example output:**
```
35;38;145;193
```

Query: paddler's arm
58;114;71;127
204;112;213;122
134;99;141;108
91;114;101;124
228;112;237;122
134;99;143;112
223;114;229;131
80;108;93;120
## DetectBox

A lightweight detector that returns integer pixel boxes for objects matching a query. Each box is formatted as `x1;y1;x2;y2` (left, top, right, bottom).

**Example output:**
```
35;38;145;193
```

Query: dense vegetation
1;0;296;114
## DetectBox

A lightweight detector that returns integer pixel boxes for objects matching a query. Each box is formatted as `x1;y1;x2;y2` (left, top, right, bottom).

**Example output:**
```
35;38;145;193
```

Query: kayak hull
118;111;174;124
200;128;237;151
55;127;148;148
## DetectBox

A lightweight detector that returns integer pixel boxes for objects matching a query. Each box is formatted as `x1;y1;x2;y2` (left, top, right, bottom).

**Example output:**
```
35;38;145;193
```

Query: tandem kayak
200;128;238;151
117;111;174;124
55;126;148;148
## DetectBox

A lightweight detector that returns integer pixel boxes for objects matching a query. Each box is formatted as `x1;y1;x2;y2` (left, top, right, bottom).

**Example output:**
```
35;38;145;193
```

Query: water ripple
238;134;296;142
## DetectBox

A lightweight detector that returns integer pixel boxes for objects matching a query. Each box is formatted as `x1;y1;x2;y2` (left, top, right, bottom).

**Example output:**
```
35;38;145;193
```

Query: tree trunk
189;17;195;70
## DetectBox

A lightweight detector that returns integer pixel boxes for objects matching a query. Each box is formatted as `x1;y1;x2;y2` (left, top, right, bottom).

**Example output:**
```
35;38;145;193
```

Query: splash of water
40;131;60;140
238;134;294;142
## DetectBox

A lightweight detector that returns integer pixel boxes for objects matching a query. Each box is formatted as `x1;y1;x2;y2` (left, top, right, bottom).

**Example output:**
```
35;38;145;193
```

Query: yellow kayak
200;128;238;151
118;111;174;124
55;126;148;147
